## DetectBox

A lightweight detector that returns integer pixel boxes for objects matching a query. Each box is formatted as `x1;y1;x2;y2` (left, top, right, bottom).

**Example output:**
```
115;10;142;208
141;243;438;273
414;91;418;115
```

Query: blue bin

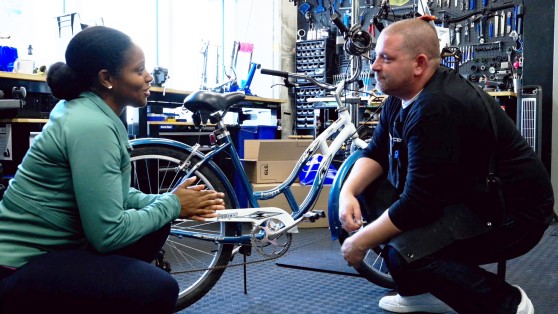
236;125;276;158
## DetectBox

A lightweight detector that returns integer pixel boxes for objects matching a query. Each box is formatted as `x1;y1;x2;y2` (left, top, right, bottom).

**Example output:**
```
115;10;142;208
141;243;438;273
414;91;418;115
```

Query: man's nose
371;59;380;72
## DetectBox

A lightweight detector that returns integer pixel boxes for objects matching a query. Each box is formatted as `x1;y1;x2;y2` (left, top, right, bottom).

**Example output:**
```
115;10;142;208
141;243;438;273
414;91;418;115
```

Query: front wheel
130;144;236;311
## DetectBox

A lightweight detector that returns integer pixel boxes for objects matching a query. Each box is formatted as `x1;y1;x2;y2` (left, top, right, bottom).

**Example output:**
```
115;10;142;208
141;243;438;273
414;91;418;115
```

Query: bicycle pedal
303;210;325;222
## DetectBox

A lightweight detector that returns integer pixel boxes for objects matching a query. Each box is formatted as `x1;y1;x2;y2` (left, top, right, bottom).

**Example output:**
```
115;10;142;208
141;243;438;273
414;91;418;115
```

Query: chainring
250;218;292;258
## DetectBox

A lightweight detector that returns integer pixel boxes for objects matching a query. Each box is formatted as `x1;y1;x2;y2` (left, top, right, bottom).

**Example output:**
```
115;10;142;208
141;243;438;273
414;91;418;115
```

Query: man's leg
383;220;546;313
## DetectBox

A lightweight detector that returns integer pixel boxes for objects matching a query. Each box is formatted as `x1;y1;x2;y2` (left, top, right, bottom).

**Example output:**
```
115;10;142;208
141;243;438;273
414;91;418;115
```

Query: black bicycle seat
183;91;245;113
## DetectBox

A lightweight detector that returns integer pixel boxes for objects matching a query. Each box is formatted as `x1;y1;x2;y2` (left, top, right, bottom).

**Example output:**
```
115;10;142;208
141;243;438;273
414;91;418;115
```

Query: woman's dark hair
47;26;133;100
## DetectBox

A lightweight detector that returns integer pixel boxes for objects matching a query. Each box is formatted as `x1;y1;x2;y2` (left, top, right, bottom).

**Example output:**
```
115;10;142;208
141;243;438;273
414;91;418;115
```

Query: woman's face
111;44;153;109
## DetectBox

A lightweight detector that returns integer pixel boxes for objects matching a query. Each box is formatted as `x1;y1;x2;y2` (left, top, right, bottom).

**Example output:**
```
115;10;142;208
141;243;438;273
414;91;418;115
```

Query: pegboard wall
291;0;525;92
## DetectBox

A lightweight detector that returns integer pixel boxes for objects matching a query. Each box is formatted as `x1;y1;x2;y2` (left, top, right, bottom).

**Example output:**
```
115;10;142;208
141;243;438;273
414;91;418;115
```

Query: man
339;19;553;314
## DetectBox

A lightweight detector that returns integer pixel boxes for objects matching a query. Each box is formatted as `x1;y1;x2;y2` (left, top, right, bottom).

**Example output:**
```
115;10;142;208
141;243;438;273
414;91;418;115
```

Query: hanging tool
450;24;455;45
506;11;512;34
516;4;524;35
368;18;376;38
315;0;326;13
343;10;351;29
455;24;462;45
494;13;499;37
299;2;311;15
464;21;470;42
500;11;506;36
478;16;485;43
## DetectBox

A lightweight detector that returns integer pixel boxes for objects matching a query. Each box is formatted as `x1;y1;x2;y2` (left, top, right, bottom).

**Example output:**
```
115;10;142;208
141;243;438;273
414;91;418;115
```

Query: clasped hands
172;176;226;221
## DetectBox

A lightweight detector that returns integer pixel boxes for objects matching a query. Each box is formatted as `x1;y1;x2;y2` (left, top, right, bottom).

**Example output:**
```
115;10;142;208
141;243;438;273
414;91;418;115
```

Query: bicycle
129;18;392;312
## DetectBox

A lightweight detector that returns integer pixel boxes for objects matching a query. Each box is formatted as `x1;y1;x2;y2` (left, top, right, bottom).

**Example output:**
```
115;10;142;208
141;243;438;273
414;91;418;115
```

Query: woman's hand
172;177;226;221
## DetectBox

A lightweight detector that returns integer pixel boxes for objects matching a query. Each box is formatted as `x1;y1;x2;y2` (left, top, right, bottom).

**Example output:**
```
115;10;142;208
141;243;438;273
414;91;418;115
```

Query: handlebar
260;55;363;92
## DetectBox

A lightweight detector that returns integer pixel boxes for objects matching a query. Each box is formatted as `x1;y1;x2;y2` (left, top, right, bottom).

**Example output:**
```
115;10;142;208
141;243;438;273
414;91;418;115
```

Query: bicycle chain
169;250;285;275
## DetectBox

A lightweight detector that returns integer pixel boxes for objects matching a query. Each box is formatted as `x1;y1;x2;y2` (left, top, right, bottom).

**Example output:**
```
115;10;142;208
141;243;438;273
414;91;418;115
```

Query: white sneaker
514;285;534;314
379;292;453;313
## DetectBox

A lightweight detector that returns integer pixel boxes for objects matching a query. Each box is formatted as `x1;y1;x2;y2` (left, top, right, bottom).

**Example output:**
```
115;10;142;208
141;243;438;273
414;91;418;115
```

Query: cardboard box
243;160;297;183
244;139;312;161
252;183;331;228
243;139;313;183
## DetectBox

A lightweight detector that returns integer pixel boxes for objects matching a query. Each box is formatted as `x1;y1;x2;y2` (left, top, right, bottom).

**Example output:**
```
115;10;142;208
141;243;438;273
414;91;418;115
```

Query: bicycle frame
130;84;369;247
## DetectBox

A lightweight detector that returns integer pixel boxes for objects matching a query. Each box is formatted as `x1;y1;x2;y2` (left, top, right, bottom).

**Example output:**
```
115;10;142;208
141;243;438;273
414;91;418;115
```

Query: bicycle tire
332;158;396;289
130;144;236;311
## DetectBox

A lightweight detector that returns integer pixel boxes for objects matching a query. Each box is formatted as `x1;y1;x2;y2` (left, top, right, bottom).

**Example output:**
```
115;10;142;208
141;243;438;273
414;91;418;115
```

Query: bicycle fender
328;150;364;240
129;137;240;208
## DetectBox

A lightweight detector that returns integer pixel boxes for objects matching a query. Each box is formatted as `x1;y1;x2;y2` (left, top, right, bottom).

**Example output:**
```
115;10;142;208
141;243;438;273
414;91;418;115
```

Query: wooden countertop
0;71;47;82
0;118;48;123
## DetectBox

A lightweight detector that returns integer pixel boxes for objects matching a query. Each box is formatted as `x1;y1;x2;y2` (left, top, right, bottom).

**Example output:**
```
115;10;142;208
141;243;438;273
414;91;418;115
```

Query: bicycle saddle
183;91;245;113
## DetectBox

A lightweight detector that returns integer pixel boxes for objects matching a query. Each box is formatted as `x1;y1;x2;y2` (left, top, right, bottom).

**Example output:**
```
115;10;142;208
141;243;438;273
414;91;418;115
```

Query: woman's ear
98;69;113;90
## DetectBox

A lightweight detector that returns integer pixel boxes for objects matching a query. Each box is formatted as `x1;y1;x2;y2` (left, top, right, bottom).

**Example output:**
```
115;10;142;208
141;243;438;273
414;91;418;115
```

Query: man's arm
339;157;384;231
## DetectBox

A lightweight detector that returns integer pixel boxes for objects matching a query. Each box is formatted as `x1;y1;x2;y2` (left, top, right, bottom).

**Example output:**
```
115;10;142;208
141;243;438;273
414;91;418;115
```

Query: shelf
0;118;48;123
487;91;517;97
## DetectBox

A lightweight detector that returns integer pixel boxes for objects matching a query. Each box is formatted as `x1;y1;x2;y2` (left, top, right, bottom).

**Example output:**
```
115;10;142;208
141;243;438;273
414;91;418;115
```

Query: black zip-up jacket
363;66;554;232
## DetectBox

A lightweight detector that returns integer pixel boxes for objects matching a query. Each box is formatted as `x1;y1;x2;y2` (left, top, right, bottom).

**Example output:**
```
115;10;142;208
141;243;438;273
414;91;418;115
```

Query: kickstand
243;253;248;294
239;245;251;294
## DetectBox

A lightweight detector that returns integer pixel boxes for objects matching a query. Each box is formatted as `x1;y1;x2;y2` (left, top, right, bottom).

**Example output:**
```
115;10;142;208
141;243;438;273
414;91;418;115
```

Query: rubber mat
275;230;361;277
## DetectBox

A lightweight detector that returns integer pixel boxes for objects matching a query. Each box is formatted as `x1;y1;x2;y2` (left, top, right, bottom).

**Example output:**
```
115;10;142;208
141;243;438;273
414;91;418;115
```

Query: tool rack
294;38;335;135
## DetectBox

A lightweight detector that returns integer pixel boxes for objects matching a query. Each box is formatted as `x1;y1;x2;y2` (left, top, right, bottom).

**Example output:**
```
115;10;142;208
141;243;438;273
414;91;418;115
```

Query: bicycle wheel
334;159;396;289
130;144;236;310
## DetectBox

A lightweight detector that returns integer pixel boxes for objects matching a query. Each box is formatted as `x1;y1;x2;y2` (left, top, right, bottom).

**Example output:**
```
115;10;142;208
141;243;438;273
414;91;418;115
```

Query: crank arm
267;217;305;241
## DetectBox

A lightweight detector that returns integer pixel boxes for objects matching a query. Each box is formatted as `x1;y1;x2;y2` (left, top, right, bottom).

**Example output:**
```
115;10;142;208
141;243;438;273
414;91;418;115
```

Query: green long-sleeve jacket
0;92;180;268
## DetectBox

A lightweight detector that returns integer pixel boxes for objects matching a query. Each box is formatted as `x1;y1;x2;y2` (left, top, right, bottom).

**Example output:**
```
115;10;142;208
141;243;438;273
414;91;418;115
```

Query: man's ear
98;69;113;90
414;54;429;76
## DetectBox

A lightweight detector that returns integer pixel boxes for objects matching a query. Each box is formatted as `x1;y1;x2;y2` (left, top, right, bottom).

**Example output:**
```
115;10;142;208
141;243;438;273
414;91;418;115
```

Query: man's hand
341;233;366;269
172;176;226;221
339;192;364;232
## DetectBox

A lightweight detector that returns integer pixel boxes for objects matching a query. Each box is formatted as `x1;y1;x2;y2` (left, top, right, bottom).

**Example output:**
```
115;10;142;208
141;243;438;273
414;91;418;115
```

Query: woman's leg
111;223;171;262
384;221;547;313
0;249;178;314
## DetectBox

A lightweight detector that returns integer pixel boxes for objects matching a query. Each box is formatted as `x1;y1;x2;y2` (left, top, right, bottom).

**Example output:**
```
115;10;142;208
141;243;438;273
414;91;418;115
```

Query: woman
0;26;225;313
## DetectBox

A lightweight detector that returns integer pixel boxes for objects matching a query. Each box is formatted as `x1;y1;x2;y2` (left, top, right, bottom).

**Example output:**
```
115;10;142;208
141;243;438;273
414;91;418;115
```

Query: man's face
371;34;415;98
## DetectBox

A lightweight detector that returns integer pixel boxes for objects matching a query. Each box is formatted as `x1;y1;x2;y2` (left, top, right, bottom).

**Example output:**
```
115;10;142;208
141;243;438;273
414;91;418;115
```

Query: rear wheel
334;160;396;289
338;231;394;289
130;145;236;310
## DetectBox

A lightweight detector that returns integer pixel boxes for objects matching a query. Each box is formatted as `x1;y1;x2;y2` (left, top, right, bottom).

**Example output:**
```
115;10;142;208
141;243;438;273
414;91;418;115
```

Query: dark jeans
384;220;546;314
359;177;548;313
0;224;178;314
